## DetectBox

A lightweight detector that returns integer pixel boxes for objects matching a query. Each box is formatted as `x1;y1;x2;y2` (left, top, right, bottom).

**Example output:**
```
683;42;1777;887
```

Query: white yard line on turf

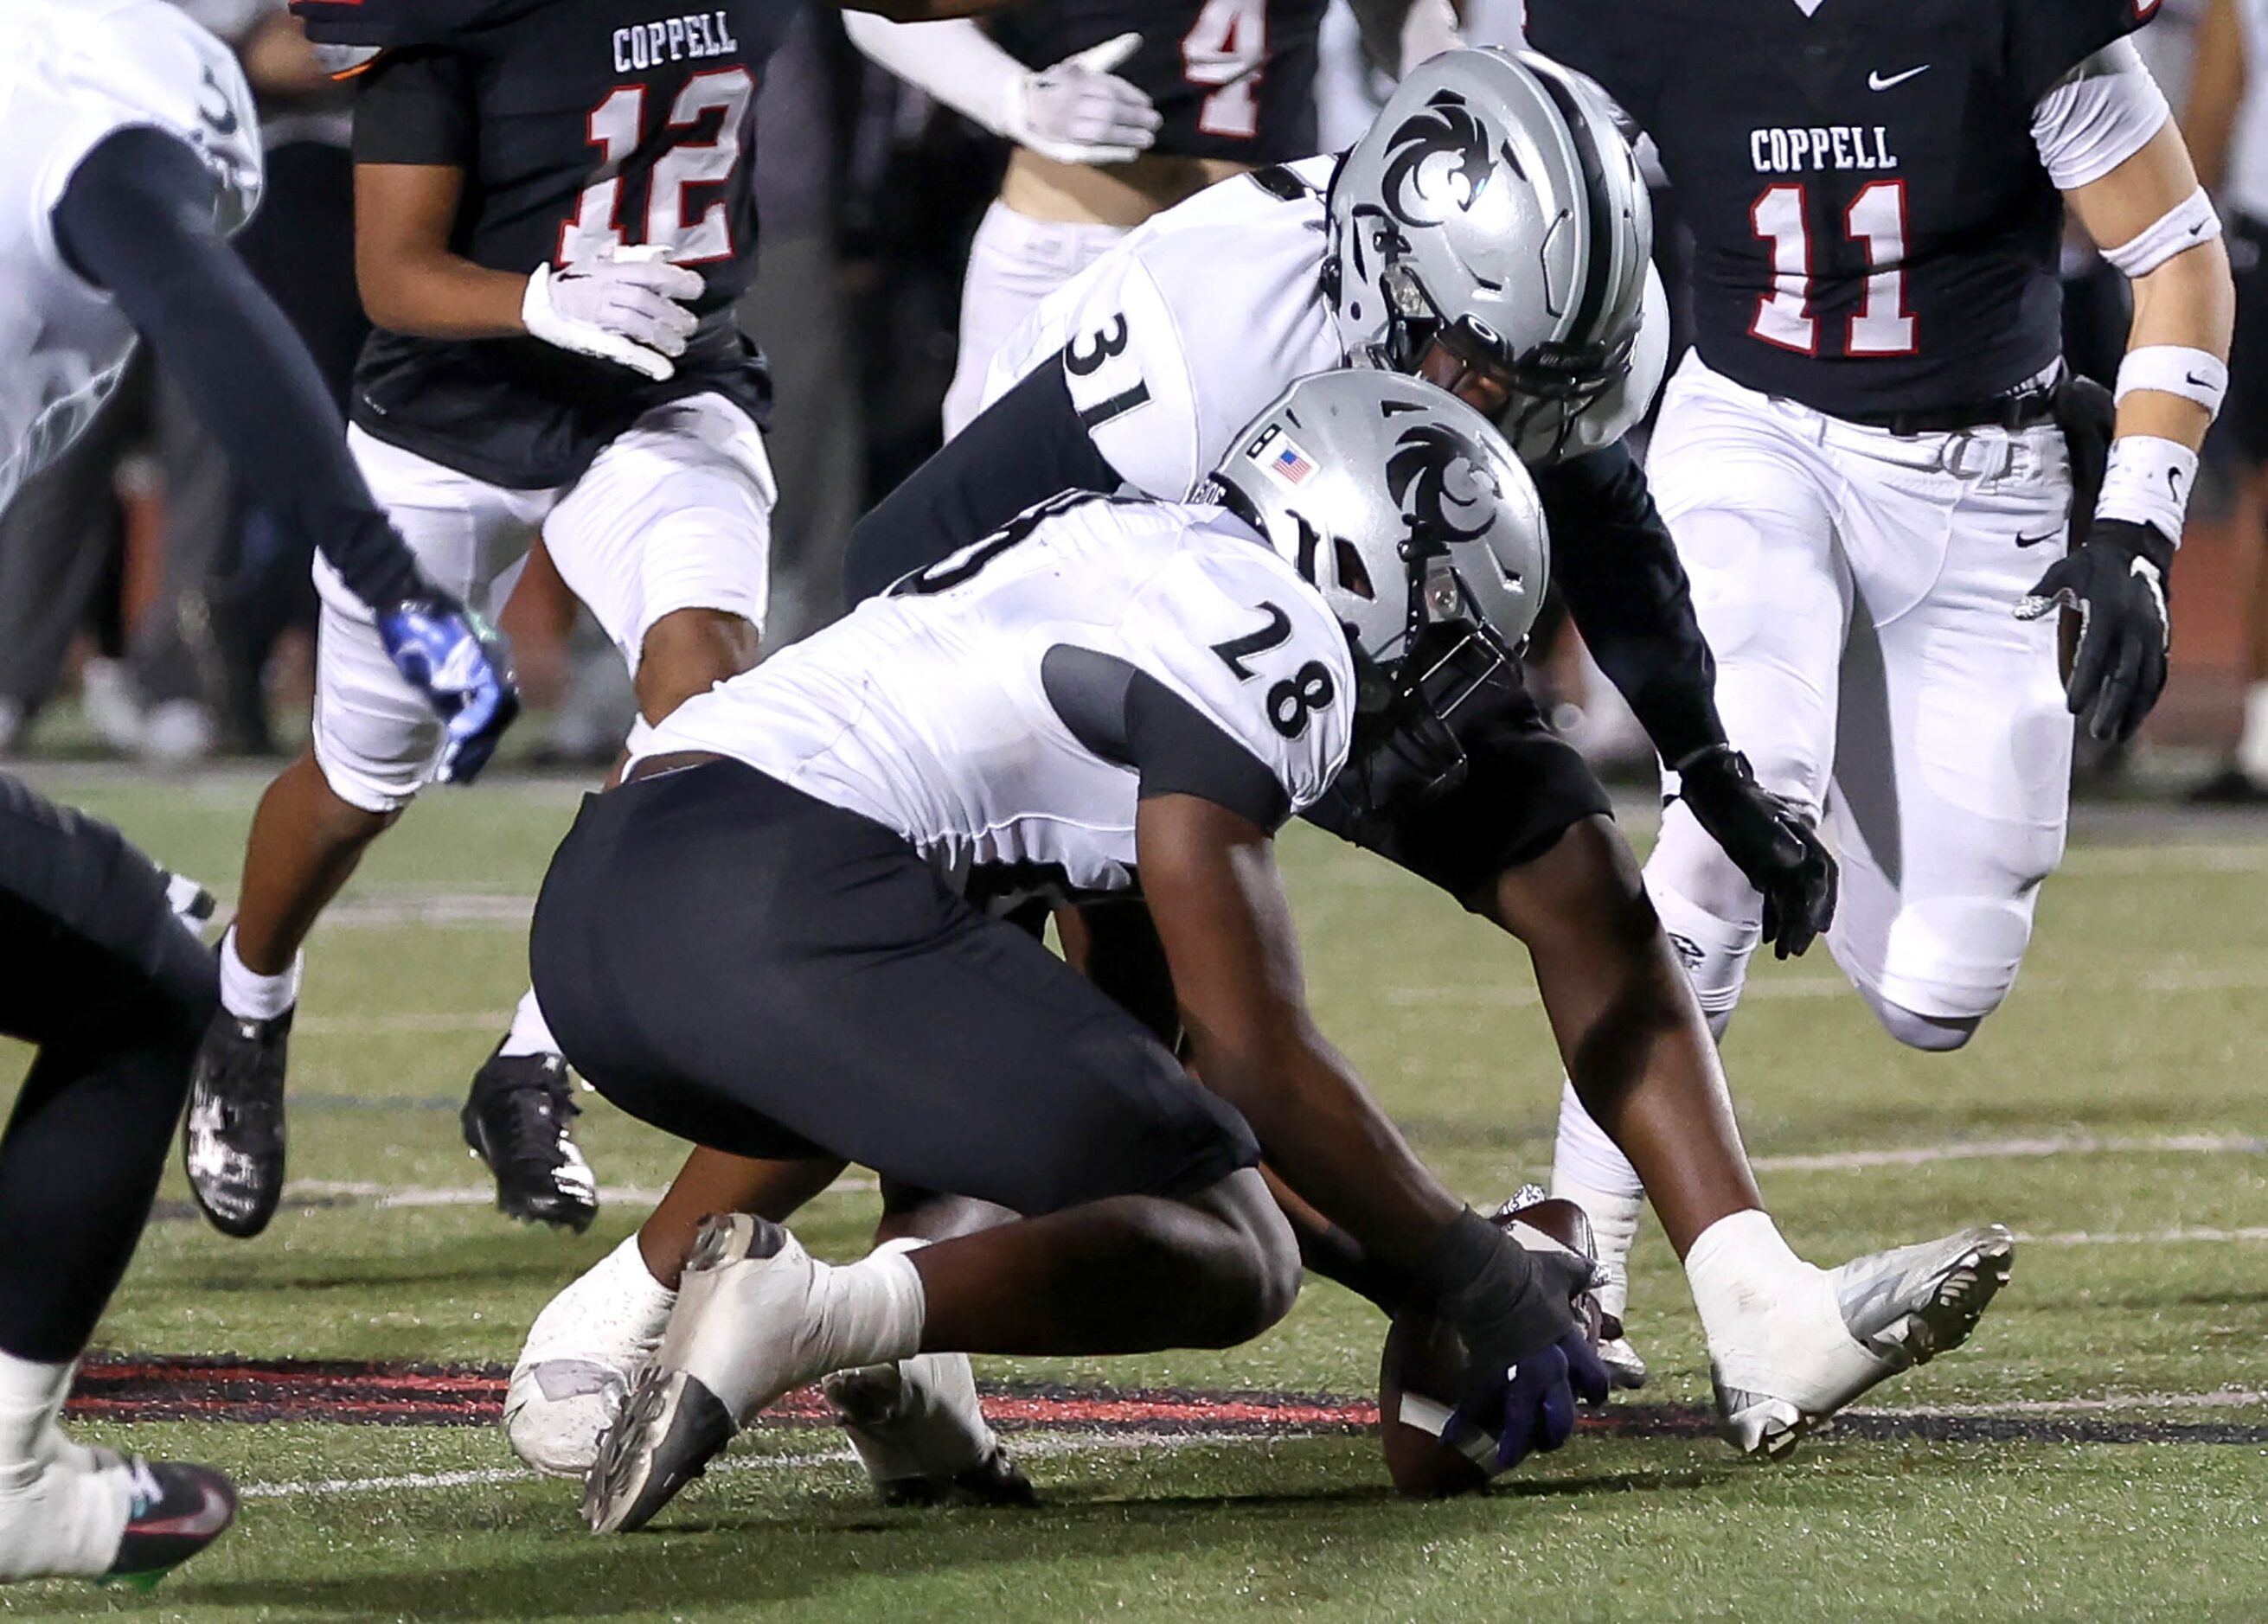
276;1133;2259;1214
1387;962;2268;1008
1857;1387;2268;1417
238;1430;1215;1501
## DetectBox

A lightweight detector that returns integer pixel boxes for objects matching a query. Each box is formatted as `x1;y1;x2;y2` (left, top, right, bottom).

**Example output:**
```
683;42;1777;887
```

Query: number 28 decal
1211;601;1336;739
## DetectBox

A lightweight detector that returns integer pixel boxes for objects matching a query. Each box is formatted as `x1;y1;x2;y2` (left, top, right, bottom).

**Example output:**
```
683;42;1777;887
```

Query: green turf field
3;767;2266;1622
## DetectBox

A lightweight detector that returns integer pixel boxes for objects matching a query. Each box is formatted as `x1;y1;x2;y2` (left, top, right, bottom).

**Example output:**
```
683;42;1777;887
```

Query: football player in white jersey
528;371;2005;1531
1527;0;2234;1378
0;0;519;1587
503;48;1847;1441
842;0;1458;436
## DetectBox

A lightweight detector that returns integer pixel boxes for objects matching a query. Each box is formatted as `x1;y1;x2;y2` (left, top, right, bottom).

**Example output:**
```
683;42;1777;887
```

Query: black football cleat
100;1461;237;1591
183;1008;292;1238
460;1048;599;1233
874;1447;1037;1509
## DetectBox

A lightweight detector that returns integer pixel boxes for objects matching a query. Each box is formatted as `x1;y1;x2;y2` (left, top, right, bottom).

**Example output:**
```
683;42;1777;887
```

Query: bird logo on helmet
1378;93;1502;232
1387;420;1503;546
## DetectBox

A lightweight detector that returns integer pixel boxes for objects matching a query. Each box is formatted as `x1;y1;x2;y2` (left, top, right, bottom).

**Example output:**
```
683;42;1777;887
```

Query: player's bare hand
2017;517;2173;745
1011;33;1162;165
522;247;704;381
1675;745;1837;958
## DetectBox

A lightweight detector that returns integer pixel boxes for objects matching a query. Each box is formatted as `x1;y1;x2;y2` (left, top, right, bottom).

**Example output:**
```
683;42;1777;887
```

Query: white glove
521;246;703;381
1006;34;1161;165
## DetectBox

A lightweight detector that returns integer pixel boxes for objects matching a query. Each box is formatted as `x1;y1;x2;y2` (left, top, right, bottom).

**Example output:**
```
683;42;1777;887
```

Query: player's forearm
357;244;529;340
839;11;1024;135
1188;1024;1463;1275
56;128;424;610
2120;240;2236;454
2182;0;2246;195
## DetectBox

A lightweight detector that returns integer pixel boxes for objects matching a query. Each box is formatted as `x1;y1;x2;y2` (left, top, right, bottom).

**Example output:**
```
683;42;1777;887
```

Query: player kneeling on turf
535;371;1613;1531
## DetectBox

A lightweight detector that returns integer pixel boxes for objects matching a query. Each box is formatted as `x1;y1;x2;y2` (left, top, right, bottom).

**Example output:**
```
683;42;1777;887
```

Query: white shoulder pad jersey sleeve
9;0;265;253
975;159;1347;502
2031;40;2170;193
1116;512;1358;816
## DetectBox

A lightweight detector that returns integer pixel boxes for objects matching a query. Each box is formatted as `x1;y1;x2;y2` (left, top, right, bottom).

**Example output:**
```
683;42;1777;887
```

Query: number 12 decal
1747;179;1916;358
559;67;753;266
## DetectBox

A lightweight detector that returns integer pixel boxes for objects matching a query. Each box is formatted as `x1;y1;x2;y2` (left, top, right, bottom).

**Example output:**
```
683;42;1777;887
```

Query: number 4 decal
1182;0;1267;140
1747;179;1916;358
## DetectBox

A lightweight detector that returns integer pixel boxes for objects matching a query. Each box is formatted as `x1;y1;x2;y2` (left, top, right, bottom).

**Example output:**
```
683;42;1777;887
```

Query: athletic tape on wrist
2099;187;2223;278
2094;434;2198;544
2114;345;2228;418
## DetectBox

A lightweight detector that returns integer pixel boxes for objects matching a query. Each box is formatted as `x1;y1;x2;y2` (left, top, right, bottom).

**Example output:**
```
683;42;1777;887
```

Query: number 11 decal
1747;179;1916;358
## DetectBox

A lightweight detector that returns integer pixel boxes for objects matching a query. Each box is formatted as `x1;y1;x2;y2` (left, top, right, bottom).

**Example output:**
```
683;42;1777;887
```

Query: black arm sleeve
1534;443;1726;768
53;127;423;609
844;357;1126;605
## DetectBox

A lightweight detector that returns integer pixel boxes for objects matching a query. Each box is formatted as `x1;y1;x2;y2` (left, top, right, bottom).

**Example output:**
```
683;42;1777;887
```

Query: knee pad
1857;984;1980;1053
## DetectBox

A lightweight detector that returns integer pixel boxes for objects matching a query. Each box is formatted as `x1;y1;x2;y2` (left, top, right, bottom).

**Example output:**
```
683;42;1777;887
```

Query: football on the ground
1378;1192;1604;1499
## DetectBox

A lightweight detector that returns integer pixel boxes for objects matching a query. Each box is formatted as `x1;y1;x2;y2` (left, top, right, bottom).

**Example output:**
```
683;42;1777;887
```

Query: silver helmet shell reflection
1208;369;1548;683
1325;48;1655;464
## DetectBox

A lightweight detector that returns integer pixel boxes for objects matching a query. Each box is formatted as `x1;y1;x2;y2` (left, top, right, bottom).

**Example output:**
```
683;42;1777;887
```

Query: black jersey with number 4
989;0;1325;163
321;0;793;489
1527;0;2160;419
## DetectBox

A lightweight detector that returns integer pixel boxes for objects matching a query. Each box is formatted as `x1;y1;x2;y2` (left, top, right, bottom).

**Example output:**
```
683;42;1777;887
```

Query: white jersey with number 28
637;494;1356;907
0;0;262;511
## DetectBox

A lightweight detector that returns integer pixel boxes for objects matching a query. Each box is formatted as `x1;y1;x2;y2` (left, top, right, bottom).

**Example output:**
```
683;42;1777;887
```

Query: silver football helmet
1208;369;1549;804
1324;48;1655;464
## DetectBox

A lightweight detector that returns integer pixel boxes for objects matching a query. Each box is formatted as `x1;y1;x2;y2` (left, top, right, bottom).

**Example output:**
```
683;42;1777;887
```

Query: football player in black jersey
1524;0;2233;1374
843;0;1454;432
185;0;1025;1244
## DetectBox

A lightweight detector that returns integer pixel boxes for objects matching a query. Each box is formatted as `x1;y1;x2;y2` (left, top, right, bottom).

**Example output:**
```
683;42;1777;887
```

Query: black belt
1843;389;2059;438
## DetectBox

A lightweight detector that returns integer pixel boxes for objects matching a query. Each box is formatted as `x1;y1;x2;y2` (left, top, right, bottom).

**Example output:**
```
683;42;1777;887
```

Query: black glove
2016;517;2173;745
1674;745;1838;959
1424;1211;1611;1473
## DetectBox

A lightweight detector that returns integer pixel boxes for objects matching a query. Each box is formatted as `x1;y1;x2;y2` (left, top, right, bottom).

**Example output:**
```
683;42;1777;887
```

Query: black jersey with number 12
990;0;1326;163
311;0;794;489
1526;0;2160;419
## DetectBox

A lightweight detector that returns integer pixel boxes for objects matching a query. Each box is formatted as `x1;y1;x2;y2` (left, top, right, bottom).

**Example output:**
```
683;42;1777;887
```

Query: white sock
219;927;299;1024
498;989;562;1060
1644;873;1759;1044
0;1352;72;1480
812;1243;927;1375
2239;681;2268;783
1549;1083;1644;1321
1681;1208;1814;1353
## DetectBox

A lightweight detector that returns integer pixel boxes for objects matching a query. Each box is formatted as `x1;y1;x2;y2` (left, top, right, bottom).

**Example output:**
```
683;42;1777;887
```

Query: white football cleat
823;1355;1033;1507
1711;1224;2015;1460
505;1237;675;1478
584;1215;835;1533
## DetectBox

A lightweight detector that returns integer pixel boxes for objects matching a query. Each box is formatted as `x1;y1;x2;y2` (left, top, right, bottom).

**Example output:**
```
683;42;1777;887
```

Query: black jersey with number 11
304;0;795;488
1526;0;2160;419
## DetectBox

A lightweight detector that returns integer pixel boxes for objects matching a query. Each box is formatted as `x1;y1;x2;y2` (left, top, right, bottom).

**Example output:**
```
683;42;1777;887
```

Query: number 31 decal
559;67;753;266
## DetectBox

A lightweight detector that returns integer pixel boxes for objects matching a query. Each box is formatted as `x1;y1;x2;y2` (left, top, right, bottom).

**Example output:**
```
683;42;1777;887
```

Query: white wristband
2099;187;2222;278
2095;435;2198;545
2114;345;2228;419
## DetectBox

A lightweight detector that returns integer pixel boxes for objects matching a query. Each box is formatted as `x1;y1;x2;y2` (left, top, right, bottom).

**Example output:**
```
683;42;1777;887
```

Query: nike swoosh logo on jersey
1868;65;1931;91
2015;531;2059;548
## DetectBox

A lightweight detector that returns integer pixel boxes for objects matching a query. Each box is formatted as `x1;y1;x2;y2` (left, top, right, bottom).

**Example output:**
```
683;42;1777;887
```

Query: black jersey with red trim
1526;0;2160;419
989;0;1325;163
329;0;791;489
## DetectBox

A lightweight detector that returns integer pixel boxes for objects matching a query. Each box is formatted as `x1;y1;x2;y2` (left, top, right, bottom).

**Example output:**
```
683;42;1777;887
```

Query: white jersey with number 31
0;0;262;510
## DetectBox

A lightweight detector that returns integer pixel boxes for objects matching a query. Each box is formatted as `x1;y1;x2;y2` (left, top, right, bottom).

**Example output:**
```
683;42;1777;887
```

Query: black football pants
0;773;215;1363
